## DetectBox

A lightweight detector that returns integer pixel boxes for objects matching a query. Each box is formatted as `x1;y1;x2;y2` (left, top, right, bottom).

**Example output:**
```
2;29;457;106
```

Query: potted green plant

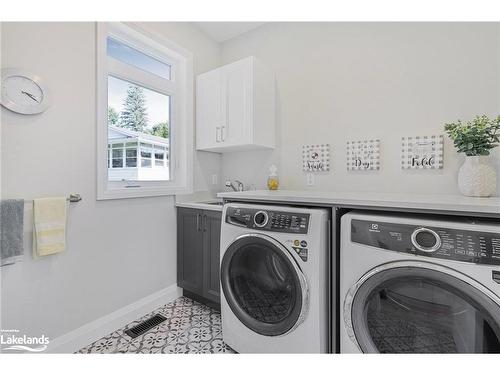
445;115;499;197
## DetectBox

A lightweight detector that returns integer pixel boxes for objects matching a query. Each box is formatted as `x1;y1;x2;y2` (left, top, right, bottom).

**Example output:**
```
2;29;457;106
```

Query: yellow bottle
267;164;279;190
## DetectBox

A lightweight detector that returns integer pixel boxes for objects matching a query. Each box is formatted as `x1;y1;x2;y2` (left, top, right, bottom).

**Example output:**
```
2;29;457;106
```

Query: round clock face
1;69;50;114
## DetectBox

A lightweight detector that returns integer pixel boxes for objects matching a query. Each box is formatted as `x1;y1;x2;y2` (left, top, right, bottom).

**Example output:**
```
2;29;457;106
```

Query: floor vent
124;314;167;339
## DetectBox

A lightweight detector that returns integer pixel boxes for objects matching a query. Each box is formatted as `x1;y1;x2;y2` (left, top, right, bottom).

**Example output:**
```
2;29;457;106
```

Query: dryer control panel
225;206;310;234
351;219;500;266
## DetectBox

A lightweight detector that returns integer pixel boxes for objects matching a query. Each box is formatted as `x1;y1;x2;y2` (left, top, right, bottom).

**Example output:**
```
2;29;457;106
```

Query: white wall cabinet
196;56;275;152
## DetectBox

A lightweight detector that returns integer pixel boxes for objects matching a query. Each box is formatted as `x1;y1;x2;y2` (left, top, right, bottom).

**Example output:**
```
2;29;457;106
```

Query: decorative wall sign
302;144;330;172
346;139;380;171
401;135;444;169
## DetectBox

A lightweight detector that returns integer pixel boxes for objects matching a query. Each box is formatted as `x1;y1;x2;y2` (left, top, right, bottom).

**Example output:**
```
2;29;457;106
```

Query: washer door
221;233;308;336
344;261;500;353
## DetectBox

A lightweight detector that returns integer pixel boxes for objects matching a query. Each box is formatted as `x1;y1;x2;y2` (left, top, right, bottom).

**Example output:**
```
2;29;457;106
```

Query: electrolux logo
369;223;380;233
0;329;49;353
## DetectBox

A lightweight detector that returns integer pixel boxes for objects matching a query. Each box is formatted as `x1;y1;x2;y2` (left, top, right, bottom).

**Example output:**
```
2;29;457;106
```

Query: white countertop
175;200;223;212
217;190;500;216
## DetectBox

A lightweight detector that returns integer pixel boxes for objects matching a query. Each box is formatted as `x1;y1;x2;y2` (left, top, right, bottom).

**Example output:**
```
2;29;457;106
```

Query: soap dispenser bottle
267;164;279;190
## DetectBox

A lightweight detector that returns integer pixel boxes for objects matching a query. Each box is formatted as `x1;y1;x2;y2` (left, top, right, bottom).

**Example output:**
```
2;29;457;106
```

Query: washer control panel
351;219;500;265
226;206;310;234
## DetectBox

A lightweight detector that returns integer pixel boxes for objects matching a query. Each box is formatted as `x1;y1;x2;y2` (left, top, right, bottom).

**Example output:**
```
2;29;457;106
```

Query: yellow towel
33;197;67;257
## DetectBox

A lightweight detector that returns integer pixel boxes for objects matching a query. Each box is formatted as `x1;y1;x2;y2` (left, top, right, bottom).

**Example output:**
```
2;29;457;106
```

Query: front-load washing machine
220;203;329;353
340;211;500;353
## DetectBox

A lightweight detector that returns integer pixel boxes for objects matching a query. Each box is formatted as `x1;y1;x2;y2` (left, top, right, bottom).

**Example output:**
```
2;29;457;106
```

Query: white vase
458;156;497;197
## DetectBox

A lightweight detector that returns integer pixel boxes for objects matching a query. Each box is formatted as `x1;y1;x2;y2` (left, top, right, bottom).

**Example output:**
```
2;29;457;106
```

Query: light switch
211;174;218;185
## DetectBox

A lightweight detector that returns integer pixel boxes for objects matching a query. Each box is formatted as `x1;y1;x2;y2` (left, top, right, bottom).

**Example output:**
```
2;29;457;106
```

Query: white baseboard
47;284;182;353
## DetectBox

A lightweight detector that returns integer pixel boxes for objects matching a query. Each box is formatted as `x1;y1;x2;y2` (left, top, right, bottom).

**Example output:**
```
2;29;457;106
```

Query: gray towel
0;199;24;266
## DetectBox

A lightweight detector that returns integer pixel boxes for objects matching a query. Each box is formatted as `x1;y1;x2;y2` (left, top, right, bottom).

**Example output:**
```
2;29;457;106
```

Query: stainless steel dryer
341;211;500;353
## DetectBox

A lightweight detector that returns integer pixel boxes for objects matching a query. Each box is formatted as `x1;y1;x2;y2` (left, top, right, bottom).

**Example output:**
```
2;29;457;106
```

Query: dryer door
344;261;500;353
221;233;308;336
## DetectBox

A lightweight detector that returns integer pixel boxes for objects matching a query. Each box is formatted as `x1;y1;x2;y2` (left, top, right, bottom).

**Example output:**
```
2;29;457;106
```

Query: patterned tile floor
77;297;236;354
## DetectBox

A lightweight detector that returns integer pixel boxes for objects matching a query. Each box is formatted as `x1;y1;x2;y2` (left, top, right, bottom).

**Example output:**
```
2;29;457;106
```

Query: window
107;37;172;80
154;146;166;167
125;146;137;168
112;146;123;168
140;143;152;168
97;23;193;199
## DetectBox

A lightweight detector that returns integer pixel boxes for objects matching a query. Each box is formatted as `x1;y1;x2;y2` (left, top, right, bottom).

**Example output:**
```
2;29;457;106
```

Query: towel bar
23;194;82;203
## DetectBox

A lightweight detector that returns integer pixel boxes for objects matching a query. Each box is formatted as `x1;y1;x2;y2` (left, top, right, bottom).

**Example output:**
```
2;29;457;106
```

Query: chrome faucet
225;180;244;192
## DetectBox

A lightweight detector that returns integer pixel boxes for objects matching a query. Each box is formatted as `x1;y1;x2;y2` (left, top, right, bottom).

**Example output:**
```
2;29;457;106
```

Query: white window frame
96;22;193;200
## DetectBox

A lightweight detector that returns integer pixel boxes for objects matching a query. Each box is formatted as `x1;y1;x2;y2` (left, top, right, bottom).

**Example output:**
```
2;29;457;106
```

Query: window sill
97;184;192;200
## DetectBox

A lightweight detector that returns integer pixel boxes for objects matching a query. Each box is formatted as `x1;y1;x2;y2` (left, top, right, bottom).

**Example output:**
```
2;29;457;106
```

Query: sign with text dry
347;139;380;171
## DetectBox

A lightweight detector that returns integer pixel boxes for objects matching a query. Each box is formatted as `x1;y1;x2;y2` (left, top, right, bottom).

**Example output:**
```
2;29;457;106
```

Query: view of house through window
106;33;172;183
107;75;171;182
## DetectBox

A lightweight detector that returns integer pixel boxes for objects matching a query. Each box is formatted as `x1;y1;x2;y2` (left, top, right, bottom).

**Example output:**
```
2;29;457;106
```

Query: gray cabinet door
177;208;204;295
202;210;222;303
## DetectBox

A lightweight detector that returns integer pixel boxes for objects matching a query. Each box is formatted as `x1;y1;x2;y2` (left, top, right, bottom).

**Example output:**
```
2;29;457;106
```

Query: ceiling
193;22;265;43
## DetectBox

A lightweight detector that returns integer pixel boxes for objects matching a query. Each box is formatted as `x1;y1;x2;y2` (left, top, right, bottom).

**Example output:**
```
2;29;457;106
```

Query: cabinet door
202;210;222;303
221;59;251;146
196;68;223;150
177;208;204;295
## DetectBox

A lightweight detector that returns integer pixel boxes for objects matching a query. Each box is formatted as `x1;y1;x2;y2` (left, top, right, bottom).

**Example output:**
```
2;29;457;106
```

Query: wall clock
1;69;51;114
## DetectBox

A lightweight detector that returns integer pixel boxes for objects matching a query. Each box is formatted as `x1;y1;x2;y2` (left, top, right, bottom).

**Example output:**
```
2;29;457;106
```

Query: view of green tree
149;122;169;139
110;84;169;138
119;85;148;132
108;107;119;126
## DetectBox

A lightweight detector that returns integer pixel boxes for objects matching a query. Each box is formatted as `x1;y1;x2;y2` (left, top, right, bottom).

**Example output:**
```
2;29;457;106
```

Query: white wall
0;22;221;342
220;23;500;195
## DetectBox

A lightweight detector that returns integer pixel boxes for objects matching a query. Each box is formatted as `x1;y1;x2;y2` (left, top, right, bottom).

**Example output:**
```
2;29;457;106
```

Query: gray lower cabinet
202;210;222;302
177;207;221;304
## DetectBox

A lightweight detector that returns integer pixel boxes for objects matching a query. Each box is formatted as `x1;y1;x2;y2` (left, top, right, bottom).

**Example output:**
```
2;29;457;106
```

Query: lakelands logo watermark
0;329;49;353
